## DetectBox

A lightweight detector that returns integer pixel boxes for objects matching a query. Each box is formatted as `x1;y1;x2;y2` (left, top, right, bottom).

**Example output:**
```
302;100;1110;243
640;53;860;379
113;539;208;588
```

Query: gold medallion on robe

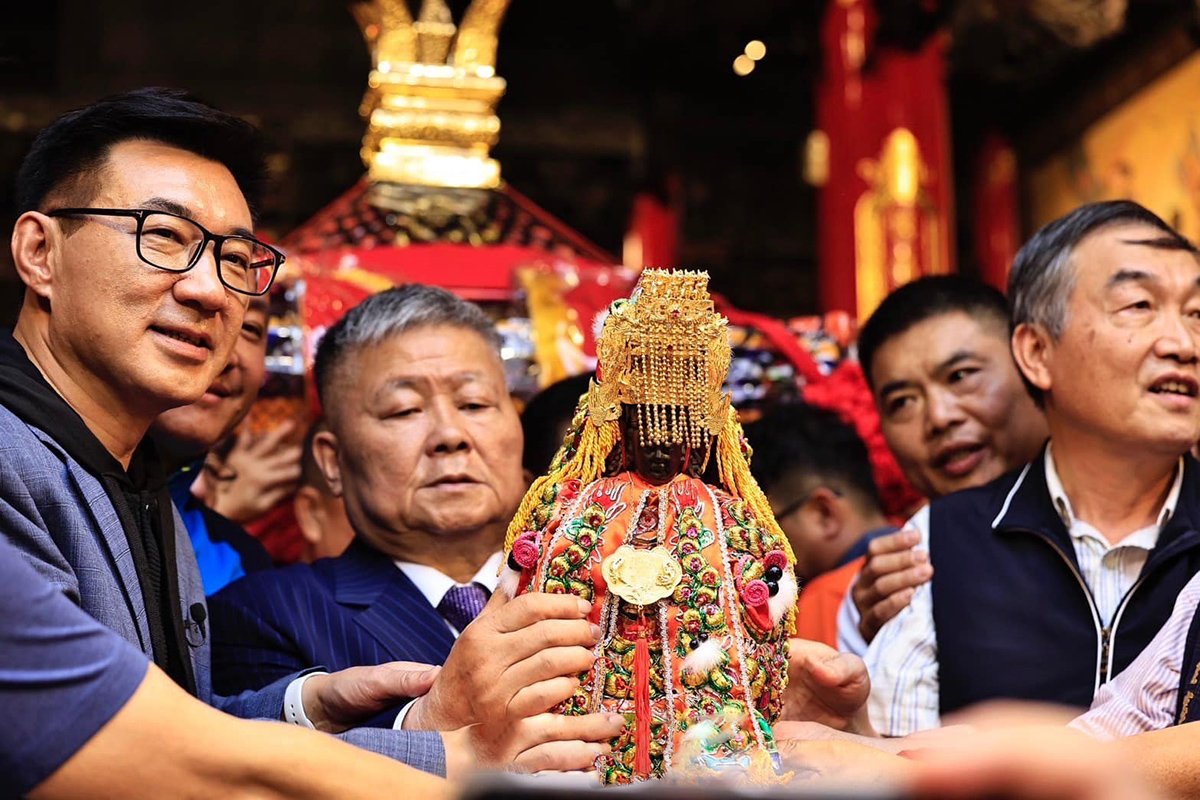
601;545;683;606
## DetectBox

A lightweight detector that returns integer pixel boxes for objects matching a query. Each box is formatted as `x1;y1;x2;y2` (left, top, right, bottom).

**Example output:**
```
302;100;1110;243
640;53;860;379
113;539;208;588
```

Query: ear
806;487;845;542
1011;322;1053;396
11;212;59;302
312;429;344;498
293;486;325;546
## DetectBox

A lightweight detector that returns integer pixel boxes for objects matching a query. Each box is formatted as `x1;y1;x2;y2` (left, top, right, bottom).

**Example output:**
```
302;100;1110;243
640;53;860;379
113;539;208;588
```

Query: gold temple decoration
854;127;946;321
590;269;732;452
350;0;510;189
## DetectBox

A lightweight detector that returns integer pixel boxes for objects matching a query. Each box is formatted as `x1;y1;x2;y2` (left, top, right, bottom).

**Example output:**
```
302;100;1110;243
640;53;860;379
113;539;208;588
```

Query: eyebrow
934;349;979;375
877;350;981;400
877;378;914;400
374;371;487;396
141;196;256;239
1104;269;1200;292
1105;269;1156;289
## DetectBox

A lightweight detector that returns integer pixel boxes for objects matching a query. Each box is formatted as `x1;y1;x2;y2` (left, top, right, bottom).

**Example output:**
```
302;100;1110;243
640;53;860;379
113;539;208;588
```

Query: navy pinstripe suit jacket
209;541;457;712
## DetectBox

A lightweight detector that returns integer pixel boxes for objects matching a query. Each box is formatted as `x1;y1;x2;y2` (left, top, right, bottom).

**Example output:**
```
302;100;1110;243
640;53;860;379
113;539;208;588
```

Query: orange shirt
795;556;864;649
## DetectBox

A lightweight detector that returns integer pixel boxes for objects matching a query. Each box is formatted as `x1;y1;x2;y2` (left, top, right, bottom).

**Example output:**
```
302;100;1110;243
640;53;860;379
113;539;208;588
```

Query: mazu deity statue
499;269;797;784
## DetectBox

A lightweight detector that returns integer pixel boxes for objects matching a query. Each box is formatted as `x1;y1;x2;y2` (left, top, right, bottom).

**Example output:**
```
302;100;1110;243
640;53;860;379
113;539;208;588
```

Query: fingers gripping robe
406;592;602;731
509;712;627;773
443;712;626;780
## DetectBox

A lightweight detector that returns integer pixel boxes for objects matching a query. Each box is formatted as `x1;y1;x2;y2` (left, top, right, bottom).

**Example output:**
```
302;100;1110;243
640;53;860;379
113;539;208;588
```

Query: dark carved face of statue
621;406;689;485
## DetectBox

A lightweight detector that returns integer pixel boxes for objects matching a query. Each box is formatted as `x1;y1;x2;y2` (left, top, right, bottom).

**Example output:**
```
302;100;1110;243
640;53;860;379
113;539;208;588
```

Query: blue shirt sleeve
0;535;149;796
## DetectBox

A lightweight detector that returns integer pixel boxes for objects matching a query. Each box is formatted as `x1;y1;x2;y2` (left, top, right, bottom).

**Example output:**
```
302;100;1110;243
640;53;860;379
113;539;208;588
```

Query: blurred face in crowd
871;312;1047;499
315;324;526;557
14;140;251;419
151;296;270;457
1014;224;1200;458
769;480;860;581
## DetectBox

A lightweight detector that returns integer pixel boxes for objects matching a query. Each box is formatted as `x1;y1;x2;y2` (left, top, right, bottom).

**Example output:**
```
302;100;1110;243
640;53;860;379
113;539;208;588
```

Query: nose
172;241;229;312
1154;309;1199;364
924;386;966;436
427;401;471;455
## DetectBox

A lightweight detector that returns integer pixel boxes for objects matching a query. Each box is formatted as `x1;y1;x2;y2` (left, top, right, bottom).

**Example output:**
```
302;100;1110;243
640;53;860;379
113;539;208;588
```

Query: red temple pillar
971;132;1020;292
814;0;955;320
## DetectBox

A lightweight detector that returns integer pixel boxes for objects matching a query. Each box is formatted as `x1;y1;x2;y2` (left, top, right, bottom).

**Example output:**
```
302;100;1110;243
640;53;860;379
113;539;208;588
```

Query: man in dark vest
865;200;1200;735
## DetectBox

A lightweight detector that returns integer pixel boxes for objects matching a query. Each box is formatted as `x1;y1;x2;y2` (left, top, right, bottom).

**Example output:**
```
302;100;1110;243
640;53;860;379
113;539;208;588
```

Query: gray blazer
0;403;444;775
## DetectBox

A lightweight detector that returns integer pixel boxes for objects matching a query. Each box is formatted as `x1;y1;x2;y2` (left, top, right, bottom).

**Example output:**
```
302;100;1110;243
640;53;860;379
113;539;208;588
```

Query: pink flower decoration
764;550;788;571
512;533;540;569
741;579;770;607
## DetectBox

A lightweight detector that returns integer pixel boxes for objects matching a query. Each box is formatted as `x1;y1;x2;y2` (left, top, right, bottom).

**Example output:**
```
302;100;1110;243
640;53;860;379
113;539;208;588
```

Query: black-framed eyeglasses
774;486;843;520
46;207;284;296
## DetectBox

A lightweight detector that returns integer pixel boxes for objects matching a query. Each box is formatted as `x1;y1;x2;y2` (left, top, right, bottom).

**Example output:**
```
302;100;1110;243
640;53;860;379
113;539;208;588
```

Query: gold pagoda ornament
350;0;510;190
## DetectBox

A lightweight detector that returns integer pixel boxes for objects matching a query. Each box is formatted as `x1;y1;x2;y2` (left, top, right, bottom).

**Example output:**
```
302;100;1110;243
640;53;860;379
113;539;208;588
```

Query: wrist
401;696;428;730
403;688;460;731
300;673;342;733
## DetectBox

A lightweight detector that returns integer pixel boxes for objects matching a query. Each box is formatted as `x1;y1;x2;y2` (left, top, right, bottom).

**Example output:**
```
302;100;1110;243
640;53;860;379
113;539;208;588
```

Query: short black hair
520;372;593;475
15;87;268;218
857;276;1010;392
743;402;883;514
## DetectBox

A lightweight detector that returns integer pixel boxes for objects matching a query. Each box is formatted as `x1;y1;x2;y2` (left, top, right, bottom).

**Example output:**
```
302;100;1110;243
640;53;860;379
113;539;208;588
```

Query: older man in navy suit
210;285;562;732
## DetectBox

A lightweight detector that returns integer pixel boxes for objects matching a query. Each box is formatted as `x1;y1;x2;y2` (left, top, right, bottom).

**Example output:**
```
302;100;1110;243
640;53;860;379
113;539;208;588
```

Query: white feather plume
768;571;798;626
682;636;727;675
496;565;521;599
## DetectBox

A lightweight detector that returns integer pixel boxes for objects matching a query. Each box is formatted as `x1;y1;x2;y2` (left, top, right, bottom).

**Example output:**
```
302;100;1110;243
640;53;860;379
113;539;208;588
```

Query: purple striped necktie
438;583;490;632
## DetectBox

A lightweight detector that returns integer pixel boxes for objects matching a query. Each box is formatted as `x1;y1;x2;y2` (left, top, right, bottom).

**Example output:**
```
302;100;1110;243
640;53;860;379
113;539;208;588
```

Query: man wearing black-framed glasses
0;87;498;785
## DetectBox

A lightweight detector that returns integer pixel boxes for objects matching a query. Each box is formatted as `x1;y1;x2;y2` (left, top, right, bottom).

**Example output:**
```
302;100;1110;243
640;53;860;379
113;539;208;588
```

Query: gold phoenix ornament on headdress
504;269;795;574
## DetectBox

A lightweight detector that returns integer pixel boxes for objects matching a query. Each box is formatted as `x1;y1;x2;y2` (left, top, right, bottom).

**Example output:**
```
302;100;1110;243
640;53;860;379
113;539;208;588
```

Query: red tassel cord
633;617;652;778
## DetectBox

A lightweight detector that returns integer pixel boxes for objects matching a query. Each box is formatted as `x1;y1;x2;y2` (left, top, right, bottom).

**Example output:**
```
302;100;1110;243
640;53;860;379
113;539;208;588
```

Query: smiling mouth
153;327;211;350
1149;379;1199;398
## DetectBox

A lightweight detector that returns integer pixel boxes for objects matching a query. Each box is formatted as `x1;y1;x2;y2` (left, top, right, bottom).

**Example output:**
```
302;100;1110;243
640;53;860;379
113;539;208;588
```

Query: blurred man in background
746;403;894;648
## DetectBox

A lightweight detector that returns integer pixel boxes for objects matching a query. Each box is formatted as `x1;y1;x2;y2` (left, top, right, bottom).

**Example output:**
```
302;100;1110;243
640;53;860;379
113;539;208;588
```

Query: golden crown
592;269;731;451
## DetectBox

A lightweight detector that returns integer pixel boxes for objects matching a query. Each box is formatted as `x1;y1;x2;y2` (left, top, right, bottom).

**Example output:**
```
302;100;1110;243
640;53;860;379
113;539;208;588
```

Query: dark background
1;0;1197;324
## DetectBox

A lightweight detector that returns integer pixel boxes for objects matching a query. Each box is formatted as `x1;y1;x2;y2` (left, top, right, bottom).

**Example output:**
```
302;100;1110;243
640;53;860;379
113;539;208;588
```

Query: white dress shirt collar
393;551;504;610
1043;441;1182;547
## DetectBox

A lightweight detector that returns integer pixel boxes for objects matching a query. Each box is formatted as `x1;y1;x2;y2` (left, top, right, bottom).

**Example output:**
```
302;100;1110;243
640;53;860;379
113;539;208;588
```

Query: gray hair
1009;247;1075;340
314;284;501;409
